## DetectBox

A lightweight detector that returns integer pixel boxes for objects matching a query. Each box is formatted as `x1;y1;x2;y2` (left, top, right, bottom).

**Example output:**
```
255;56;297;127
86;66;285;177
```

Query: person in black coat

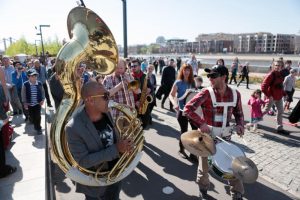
160;59;176;112
237;62;250;89
49;67;64;110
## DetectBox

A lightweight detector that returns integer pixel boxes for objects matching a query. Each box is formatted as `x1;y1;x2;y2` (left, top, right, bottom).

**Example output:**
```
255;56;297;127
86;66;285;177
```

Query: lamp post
121;0;128;58
35;40;40;56
35;24;50;59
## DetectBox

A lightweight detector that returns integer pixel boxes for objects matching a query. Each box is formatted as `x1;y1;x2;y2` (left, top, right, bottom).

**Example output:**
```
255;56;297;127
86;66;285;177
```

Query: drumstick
241;136;248;146
215;136;231;145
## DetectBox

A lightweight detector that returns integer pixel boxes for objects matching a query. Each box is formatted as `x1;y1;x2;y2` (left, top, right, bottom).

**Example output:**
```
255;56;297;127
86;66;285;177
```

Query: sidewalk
1;73;299;199
0;108;46;200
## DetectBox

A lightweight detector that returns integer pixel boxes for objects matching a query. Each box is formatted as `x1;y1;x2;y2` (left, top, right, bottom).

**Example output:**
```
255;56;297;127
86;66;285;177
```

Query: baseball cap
205;65;228;78
290;68;298;74
27;68;39;76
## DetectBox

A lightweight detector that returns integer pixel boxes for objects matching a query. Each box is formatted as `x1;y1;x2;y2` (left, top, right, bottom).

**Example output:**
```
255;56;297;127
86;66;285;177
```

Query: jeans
197;157;244;194
85;182;122;200
263;98;283;130
177;111;197;150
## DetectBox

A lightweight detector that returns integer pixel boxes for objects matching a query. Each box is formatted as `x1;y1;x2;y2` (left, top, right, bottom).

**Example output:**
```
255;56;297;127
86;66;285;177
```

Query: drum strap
208;87;237;129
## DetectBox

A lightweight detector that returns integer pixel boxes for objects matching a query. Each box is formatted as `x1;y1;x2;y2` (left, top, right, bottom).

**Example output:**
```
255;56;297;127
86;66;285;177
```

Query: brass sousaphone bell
51;6;143;186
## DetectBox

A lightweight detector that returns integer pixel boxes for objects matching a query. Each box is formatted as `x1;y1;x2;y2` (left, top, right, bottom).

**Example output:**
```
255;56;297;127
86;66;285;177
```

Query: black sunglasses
207;73;220;79
131;64;139;68
89;92;110;101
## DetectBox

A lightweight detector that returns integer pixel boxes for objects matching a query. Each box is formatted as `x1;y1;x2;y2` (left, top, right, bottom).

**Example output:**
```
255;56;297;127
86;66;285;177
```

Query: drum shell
208;142;245;180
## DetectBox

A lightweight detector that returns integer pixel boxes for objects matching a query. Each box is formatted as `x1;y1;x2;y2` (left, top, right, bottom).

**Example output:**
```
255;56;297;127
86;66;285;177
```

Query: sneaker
178;150;189;159
169;108;175;113
0;165;17;178
277;129;290;135
199;189;208;200
245;124;251;131
232;192;243;200
189;154;198;163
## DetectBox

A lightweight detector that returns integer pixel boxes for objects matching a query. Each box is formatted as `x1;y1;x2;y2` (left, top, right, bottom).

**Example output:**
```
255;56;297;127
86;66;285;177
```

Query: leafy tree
44;36;63;56
5;37;35;56
5;36;62;56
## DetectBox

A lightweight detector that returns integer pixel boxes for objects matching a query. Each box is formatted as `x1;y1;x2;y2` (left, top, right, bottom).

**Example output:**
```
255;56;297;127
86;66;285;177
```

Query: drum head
211;142;245;175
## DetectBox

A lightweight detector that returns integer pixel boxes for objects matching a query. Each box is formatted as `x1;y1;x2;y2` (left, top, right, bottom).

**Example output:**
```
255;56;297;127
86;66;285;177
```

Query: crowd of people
0;53;299;199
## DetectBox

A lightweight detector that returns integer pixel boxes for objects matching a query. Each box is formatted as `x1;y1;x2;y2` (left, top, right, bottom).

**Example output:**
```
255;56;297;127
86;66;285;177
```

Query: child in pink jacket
246;89;265;132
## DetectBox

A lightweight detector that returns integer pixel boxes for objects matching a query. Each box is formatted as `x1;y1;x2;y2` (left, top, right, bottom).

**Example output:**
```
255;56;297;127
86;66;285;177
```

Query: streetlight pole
122;0;128;58
36;25;50;61
35;40;40;56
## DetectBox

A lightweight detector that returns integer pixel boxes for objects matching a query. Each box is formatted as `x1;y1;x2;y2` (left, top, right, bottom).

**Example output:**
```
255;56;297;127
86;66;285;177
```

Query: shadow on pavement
32;134;46;149
0;151;22;200
143;141;197;181
258;124;300;144
230;140;255;154
244;179;295;200
150;117;181;140
122;162;198;200
52;163;72;193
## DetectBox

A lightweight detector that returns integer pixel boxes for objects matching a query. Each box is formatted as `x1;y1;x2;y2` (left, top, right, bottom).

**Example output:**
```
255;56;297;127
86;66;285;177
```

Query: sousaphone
50;5;144;186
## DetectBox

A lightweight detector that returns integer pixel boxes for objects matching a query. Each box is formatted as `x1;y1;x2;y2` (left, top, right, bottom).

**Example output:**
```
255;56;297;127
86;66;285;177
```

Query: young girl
247;89;265;132
283;68;297;111
194;76;204;90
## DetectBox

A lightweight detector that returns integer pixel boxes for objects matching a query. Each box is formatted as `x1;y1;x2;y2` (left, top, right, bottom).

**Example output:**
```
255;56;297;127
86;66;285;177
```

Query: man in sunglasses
65;81;133;200
130;59;153;129
184;65;245;200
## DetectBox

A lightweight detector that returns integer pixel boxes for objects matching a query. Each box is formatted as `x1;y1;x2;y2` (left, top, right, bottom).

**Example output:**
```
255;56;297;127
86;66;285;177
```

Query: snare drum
208;141;245;180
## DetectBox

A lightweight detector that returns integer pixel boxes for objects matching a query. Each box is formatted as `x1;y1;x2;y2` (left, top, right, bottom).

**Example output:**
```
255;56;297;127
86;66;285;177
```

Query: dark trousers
28;104;41;130
85;181;122;200
237;75;249;88
0;130;5;170
154;64;158;74
9;87;22;113
43;83;51;106
229;74;237;84
17;89;28;117
139;108;151;129
161;88;173;110
177;111;197;150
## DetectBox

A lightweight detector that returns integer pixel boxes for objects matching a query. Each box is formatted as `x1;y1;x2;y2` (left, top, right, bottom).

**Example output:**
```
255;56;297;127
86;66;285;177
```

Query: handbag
1;123;14;149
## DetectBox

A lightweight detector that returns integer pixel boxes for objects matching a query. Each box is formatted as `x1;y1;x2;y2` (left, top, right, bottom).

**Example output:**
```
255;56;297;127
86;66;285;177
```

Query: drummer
184;65;245;200
169;63;198;162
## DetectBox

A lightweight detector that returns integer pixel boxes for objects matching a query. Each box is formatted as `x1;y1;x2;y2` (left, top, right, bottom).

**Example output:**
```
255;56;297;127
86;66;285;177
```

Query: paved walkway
200;70;300;198
0;72;299;199
0;110;46;200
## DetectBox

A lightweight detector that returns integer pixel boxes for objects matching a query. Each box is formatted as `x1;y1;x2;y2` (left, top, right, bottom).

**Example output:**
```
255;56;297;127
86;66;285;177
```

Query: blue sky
0;0;299;50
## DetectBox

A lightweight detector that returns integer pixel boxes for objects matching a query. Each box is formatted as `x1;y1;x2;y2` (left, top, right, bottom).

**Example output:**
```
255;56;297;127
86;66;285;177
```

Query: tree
5;37;35;56
5;36;62;56
44;36;63;56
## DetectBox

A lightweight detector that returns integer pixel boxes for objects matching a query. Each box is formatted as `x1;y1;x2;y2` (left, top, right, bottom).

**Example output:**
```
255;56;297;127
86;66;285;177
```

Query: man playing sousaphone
66;81;133;199
184;65;245;200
